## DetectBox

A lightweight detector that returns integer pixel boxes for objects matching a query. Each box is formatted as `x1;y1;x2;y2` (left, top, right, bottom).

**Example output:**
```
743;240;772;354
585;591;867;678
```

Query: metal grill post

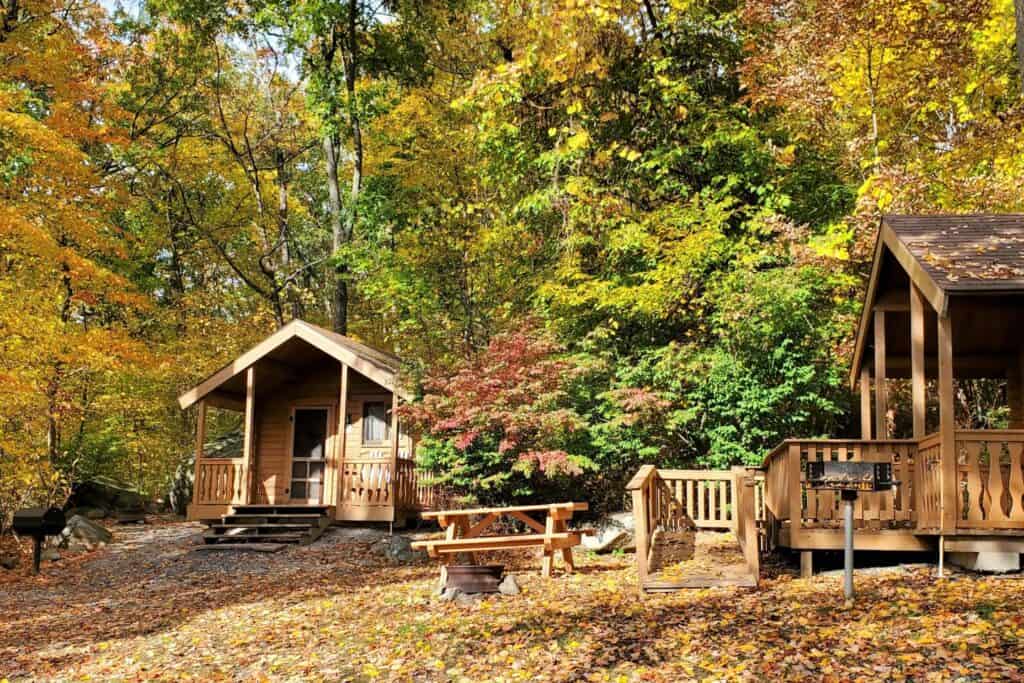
843;492;855;599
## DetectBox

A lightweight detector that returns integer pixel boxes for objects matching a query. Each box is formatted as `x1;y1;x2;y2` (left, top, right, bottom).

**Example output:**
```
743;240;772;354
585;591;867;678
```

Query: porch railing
763;430;1024;536
194;458;246;505
955;430;1024;528
627;465;761;590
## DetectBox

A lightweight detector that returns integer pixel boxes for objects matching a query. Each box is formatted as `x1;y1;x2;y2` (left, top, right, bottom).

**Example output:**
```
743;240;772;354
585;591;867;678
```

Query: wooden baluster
986;441;1008;522
718;480;727;523
851;443;864;524
965;441;984;522
1007;442;1024;522
686;480;695;520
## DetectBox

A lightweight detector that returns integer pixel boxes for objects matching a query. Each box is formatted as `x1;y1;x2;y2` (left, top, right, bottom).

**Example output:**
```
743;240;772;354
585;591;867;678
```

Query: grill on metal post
12;507;66;575
805;461;898;599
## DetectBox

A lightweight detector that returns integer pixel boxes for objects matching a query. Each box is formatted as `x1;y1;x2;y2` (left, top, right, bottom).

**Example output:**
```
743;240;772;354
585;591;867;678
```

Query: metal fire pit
445;564;504;593
12;507;66;575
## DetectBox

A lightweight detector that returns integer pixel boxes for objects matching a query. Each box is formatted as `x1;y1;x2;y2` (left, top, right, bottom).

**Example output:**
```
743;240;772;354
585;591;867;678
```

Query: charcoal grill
12;507;66;574
805;461;900;599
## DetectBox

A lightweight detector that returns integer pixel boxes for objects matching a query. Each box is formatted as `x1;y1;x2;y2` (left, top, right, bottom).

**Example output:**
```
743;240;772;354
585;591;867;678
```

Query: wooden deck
629;429;1024;590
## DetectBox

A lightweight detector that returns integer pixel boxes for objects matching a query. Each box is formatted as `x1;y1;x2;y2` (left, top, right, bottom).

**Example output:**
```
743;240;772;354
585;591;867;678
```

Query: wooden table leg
555;518;574;573
541;551;553;578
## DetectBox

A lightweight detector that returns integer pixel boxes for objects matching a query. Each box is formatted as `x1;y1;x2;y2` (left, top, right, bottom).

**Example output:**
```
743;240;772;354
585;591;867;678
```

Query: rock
949;551;1021;574
65;506;106;520
0;553;18;570
455;591;484;605
41;548;60;562
582;511;635;553
60;515;114;551
370;535;426;564
498;574;520;596
438;587;463;602
66;477;144;517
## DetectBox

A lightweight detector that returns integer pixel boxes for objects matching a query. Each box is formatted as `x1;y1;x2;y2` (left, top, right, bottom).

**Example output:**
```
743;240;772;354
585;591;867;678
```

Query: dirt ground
3;521;1024;682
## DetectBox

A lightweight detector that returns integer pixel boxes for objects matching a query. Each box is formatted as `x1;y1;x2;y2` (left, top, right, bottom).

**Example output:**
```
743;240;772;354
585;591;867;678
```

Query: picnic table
411;502;590;577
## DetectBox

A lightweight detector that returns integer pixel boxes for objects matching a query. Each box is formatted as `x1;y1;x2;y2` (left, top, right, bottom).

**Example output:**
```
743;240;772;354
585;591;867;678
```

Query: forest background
3;0;1024;525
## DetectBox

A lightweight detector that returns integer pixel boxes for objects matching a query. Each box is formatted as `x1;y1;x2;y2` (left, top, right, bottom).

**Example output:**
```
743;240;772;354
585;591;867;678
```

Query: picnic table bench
411;502;590;577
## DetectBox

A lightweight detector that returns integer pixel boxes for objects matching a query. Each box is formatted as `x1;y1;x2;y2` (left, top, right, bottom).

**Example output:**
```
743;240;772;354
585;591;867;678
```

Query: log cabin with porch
629;214;1024;590
179;320;427;545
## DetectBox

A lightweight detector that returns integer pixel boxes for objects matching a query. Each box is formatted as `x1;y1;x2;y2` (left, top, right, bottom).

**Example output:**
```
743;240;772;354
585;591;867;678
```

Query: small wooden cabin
178;320;425;524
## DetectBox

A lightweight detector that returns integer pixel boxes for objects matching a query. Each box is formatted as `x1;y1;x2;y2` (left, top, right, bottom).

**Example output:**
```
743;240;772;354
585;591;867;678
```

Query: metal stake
938;535;945;578
842;491;856;600
32;535;42;575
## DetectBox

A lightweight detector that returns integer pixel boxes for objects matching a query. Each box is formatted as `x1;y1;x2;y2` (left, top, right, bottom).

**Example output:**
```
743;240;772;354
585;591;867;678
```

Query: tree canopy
2;0;1023;517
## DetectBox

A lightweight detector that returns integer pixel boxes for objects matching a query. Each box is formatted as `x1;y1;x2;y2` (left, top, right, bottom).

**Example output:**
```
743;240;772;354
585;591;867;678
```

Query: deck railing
626;465;692;586
194;459;246;505
762;430;1024;536
955;430;1024;528
627;465;761;590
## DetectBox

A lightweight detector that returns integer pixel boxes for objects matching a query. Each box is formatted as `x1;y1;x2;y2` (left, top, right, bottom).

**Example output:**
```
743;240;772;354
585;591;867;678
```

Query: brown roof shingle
884;214;1024;291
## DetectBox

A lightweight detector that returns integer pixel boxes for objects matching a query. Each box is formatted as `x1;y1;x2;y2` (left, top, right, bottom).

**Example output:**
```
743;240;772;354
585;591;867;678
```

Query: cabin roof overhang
178;319;409;409
849;214;1024;388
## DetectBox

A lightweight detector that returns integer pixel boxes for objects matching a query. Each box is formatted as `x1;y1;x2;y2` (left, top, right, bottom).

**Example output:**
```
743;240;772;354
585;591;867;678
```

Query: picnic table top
420;502;588;519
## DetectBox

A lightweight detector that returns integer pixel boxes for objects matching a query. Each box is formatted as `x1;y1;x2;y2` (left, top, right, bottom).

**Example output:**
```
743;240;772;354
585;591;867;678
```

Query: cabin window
362;402;391;443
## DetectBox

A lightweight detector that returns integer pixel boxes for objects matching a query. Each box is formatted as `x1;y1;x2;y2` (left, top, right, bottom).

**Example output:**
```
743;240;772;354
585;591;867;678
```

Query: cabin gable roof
177;319;408;409
849;214;1024;388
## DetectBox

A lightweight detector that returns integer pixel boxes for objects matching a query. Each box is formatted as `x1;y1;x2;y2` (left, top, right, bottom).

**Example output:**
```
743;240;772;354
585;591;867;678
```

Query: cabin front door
288;406;330;504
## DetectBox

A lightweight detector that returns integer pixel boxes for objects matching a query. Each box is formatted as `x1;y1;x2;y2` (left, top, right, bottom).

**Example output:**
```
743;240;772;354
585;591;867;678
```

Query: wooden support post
541;514;555;578
240;366;256;505
389;390;400;517
632;485;649;589
874;310;888;439
937;314;957;533
800;551;813;578
192;400;207;508
788;443;803;548
1009;351;1024;429
335;364;349;510
860;366;872;440
910;284;927;438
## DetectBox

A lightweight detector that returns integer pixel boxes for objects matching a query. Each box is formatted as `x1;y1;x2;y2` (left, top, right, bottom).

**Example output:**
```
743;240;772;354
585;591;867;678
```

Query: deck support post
910;284;927;438
800;551;813;578
938;535;945;578
389;390;399;520
937;314;957;533
240;366;256;505
874;310;888;439
859;367;872;440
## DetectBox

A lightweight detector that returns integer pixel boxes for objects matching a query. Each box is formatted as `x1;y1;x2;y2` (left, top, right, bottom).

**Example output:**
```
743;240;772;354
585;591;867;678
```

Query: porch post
859;366;872;440
240;366;256;505
1008;350;1024;429
910;284;927;438
874;310;888;439
937;314;957;533
389;390;399;517
192;399;207;512
335;363;349;509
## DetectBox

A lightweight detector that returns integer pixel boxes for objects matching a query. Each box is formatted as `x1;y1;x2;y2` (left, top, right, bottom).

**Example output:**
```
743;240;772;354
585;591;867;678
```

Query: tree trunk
1016;0;1024;93
275;149;301;320
323;134;348;334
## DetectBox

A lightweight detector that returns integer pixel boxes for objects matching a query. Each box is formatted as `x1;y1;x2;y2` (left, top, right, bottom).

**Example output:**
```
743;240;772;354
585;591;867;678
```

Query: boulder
370;535;426;564
498;574;520;596
65;506;106;520
60;515;113;551
41;548;60;562
949;551;1021;574
581;511;636;553
66;477;144;517
438;587;462;602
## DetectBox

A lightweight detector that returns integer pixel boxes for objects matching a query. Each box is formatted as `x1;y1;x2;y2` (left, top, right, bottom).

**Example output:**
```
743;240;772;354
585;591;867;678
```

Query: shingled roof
849;214;1024;387
884;214;1024;290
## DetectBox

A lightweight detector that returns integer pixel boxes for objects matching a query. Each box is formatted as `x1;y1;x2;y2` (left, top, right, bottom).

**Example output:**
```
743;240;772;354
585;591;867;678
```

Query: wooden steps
202;504;331;547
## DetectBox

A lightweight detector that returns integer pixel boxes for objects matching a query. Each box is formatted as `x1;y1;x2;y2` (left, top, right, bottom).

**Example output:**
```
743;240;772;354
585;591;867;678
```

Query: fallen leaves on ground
2;523;1023;682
